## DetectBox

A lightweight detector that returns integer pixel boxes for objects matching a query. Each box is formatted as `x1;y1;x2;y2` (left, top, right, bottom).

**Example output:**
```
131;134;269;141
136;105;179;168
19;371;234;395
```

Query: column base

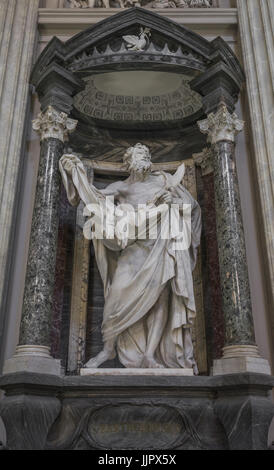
3;345;61;376
213;345;271;375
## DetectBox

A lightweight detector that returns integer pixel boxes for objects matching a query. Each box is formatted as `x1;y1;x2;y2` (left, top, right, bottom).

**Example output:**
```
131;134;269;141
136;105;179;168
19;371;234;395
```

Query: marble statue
60;144;201;372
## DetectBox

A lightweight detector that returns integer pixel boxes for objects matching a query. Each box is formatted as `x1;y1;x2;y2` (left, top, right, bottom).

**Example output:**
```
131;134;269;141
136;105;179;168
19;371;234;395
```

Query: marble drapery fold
60;155;201;371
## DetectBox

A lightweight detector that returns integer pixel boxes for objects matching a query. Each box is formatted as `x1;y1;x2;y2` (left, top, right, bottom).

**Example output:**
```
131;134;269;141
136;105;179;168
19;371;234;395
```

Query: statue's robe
60;155;201;371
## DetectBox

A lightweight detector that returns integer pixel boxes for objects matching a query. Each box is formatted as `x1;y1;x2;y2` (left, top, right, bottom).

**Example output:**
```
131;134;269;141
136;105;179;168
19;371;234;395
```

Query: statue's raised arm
59;153;107;207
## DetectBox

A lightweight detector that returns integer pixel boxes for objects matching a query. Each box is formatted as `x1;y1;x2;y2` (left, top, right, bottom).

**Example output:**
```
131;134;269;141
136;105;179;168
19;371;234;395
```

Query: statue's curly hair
123;143;151;170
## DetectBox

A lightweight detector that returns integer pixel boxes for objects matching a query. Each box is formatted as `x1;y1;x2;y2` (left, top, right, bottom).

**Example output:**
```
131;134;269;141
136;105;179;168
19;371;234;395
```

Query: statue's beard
129;159;152;180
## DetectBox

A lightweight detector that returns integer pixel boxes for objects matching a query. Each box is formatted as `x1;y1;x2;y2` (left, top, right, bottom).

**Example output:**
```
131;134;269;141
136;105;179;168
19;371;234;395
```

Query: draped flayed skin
60;155;201;371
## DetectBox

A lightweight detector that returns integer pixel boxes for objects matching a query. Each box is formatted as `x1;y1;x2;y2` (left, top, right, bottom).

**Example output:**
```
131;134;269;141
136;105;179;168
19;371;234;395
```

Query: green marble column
4;106;77;376
198;104;271;375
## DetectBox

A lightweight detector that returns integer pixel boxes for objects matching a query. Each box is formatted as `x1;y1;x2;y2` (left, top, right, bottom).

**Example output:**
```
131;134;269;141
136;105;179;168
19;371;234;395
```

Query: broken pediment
30;7;244;135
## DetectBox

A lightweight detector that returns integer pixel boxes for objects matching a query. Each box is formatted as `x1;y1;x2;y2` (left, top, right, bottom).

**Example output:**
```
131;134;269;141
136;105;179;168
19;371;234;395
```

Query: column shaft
3;107;77;375
198;104;271;374
213;140;255;346
19;138;64;346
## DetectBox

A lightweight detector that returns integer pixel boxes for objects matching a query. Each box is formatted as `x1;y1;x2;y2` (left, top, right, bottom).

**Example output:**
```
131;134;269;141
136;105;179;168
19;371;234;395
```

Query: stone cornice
38;8;238;37
1;371;274;396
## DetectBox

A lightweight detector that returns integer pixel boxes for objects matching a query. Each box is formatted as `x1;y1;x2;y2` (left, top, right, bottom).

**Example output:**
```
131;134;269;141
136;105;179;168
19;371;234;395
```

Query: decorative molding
68;40;207;74
37;9;238;37
222;345;260;359
197;103;244;144
32;106;78;142
192;147;214;175
82;158;194;175
14;345;52;358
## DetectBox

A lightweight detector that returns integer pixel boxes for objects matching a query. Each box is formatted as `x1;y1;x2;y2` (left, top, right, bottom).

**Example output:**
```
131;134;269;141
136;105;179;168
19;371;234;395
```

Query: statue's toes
85;358;98;368
142;356;164;369
154;361;165;369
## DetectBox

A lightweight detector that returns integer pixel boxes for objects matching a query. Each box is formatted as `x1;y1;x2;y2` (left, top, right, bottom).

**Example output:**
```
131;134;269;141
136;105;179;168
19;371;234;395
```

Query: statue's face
130;144;151;172
123;143;152;177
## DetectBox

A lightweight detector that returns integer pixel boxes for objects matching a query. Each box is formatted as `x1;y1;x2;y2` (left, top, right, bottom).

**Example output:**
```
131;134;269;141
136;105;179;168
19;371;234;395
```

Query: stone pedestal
3;346;61;376
213;346;271;376
0;372;274;450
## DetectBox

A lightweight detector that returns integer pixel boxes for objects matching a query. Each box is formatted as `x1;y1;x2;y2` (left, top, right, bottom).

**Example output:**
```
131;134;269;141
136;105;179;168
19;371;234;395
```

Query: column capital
32;106;78;143
193;147;214;176
197;104;244;145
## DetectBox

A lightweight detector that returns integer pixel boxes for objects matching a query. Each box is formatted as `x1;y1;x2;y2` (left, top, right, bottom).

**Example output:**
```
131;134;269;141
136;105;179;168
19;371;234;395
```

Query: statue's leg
141;285;169;368
84;338;116;368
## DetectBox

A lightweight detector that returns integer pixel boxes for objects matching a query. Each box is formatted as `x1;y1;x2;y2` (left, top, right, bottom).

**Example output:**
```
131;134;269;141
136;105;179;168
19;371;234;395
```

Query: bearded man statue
59;143;201;373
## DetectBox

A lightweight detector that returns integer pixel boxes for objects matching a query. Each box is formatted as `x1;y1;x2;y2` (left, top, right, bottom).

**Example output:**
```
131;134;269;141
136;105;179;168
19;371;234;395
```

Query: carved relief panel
65;0;214;8
40;0;216;8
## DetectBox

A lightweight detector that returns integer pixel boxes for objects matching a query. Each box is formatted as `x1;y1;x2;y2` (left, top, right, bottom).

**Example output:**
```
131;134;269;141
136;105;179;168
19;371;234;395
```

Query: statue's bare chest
116;175;166;206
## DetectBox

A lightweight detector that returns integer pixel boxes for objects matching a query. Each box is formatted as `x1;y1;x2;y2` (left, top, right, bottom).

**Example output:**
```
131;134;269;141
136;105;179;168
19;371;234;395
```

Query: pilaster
237;0;274;364
0;0;40;370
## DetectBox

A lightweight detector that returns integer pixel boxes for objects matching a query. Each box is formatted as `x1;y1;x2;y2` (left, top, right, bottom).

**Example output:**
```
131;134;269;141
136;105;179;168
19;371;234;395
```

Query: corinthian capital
197;104;244;144
32;106;78;142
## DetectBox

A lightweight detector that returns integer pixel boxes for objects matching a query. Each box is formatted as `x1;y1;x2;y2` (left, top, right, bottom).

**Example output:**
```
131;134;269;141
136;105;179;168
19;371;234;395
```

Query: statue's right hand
61;154;81;176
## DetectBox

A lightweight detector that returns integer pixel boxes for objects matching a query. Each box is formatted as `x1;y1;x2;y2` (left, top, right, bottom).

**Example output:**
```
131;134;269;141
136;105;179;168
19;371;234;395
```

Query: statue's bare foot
84;348;116;369
141;355;164;368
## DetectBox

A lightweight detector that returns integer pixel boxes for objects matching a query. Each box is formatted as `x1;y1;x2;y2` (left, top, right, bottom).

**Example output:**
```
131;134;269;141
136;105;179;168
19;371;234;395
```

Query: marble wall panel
51;185;76;368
